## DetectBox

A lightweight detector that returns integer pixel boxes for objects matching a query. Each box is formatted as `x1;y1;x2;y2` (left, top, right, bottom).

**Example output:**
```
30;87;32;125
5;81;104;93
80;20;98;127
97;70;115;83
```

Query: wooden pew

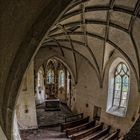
81;125;111;140
61;116;89;132
66;120;95;137
71;123;104;140
104;129;120;140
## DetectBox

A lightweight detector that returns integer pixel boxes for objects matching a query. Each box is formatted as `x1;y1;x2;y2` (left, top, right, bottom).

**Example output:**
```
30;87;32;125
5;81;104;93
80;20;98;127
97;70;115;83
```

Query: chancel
1;0;140;140
43;58;71;111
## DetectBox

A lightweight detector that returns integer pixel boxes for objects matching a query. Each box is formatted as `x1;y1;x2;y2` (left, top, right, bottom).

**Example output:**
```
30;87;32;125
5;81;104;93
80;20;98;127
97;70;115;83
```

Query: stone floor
20;103;73;140
37;103;73;127
20;126;70;140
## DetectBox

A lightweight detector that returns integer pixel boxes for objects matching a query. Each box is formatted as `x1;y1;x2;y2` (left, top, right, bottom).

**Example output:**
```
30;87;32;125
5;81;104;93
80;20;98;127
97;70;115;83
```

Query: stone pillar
15;61;38;130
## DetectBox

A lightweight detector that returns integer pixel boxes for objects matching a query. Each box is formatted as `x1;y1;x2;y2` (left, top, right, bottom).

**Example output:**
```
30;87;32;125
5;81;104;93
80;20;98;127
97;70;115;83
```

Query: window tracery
107;60;130;117
47;69;54;84
112;63;129;108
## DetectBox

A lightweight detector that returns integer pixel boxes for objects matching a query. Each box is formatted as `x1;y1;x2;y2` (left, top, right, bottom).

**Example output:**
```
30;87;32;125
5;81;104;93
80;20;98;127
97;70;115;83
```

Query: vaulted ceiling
40;0;140;88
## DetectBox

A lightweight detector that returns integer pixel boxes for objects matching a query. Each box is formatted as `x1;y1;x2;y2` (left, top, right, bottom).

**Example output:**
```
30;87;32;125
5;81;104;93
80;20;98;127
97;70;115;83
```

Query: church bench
61;116;89;131
66;120;96;137
71;123;104;140
81;125;111;140
98;134;110;140
104;129;120;140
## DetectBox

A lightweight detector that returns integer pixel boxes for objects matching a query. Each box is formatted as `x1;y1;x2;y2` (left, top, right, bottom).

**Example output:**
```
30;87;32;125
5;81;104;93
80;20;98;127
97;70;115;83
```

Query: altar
45;98;61;111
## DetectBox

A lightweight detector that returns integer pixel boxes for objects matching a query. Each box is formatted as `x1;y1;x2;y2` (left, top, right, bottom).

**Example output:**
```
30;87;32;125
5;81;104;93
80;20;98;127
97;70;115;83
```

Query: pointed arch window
47;69;54;84
59;70;65;88
107;61;130;117
112;63;129;108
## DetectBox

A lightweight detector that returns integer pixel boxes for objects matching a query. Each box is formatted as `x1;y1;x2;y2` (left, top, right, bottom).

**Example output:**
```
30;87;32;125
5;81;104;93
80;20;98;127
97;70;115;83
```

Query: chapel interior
1;0;140;140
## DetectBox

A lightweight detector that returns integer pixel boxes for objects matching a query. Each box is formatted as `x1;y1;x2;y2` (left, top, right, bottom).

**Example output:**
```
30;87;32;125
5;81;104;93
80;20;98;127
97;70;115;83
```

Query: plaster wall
16;62;38;130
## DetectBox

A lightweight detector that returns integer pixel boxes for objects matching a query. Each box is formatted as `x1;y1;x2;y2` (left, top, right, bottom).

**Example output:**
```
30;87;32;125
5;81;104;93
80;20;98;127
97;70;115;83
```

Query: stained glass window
112;63;129;108
59;70;65;88
47;69;54;84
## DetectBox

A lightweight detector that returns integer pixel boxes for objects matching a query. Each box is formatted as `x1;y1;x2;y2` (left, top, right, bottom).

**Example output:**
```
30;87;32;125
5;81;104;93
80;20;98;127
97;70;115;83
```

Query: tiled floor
20;103;73;140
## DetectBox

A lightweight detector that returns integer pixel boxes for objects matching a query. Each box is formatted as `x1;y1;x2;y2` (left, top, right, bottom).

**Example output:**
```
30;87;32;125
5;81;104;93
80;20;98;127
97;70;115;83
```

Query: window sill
106;106;127;117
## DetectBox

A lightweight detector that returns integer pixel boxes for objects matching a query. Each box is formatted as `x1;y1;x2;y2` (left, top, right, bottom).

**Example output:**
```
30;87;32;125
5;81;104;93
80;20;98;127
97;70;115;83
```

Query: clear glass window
112;63;129;108
59;70;65;88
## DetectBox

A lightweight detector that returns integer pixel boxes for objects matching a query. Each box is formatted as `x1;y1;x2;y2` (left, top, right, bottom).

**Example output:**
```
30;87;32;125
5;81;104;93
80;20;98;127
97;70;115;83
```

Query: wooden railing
64;113;83;123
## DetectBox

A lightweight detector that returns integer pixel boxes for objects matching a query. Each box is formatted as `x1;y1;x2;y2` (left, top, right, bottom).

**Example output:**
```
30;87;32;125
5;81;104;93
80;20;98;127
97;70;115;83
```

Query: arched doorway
13;58;75;139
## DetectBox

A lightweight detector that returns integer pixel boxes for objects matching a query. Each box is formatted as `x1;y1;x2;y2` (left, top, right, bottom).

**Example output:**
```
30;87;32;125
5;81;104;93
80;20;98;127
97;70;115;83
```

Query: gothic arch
1;1;72;139
106;57;130;117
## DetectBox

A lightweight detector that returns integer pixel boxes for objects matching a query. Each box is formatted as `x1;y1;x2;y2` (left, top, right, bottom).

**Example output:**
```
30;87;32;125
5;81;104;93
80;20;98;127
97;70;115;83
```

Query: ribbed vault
41;0;140;90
